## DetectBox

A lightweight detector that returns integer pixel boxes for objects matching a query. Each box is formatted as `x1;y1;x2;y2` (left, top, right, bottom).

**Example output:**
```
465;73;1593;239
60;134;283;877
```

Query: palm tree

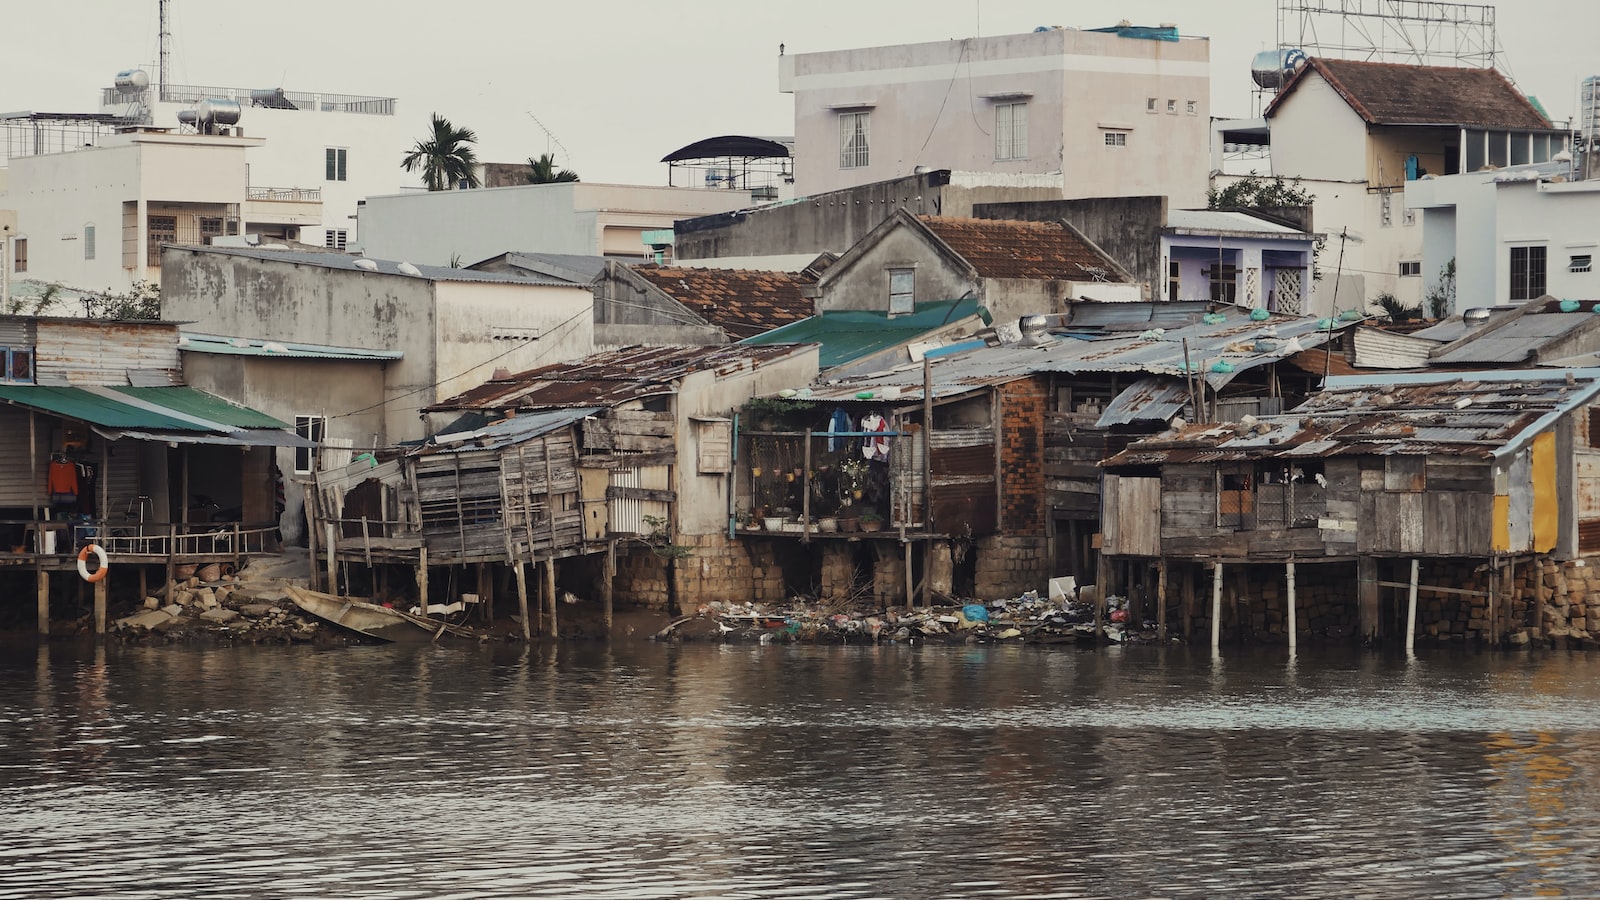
527;152;579;184
401;113;481;191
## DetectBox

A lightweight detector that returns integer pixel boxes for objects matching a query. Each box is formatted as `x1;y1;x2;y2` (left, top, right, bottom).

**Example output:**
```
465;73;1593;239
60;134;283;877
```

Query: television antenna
525;111;571;163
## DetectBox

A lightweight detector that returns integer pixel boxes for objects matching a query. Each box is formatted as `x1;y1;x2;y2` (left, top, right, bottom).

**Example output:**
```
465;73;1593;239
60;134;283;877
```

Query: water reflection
4;639;1600;897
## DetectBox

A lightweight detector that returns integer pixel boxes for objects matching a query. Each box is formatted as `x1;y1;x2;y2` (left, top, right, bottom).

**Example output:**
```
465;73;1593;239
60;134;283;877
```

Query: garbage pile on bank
107;562;323;644
657;589;1161;645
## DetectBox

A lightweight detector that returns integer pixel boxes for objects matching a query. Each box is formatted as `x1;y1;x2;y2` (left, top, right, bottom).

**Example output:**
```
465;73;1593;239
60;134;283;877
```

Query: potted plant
859;510;884;533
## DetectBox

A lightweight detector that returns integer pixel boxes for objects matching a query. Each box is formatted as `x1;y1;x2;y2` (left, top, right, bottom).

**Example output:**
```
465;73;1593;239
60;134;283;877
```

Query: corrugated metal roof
1096;377;1191;427
428;344;807;412
0;385;206;430
112;387;291;429
1164;209;1307;237
97;427;315;448
741;298;981;367
179;246;580;286
1431;308;1599;364
180;332;404;361
0;385;293;434
423;407;600;454
797;305;1341;402
1106;369;1600;467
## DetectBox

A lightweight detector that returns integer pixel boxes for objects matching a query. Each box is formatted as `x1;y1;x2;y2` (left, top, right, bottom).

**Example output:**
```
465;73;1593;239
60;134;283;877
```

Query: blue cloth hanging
827;408;852;451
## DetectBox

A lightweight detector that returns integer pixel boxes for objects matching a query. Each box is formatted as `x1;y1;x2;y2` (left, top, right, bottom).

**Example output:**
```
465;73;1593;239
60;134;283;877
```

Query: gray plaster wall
674;172;1066;261
162;248;437;444
819;227;976;313
972;196;1166;300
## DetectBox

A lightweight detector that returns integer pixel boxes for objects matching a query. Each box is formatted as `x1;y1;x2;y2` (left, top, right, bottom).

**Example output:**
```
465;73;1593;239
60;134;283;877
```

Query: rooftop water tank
1251;48;1307;89
114;69;150;93
195;98;242;127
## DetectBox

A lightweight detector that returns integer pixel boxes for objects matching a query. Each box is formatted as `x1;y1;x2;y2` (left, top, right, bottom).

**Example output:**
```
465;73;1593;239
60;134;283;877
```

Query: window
1146;97;1158;113
325;229;348;251
839;112;869;169
13;236;26;273
1168;260;1180;301
888;268;914;315
1380;192;1393;227
1510;246;1547;301
1186;100;1198;115
1103;130;1127;147
84;224;95;260
1208;263;1237;304
294;415;325;474
1399;261;1422;277
1167;99;1177;114
1;347;34;384
147;215;176;267
325;147;347;181
199;217;224;245
995;102;1027;160
1404;207;1416;226
1572;254;1594;274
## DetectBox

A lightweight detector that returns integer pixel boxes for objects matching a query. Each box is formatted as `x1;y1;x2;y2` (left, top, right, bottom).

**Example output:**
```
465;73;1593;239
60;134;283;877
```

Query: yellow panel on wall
1533;431;1558;553
1493;494;1511;552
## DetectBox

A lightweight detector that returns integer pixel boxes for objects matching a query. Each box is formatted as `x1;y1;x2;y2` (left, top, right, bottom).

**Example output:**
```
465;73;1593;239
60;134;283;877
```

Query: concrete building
356;182;756;268
160;246;595;449
1406;162;1600;313
1259;58;1566;315
1160;210;1317;312
0;128;300;295
780;24;1211;206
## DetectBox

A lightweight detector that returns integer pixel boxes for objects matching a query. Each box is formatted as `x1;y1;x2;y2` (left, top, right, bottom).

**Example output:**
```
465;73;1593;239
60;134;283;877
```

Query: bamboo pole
1405;558;1419;652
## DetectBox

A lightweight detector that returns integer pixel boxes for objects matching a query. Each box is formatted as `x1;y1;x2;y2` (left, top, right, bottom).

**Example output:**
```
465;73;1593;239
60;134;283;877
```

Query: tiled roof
425;344;807;412
918;216;1129;282
1268;58;1551;129
631;266;815;339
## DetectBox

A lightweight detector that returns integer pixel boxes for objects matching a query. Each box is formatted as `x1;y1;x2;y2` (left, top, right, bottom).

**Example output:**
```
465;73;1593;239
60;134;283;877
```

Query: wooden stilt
514;560;531;642
325;522;338;596
1181;564;1195;641
603;540;615;634
1211;561;1224;653
304;494;319;591
37;566;49;636
94;577;107;636
1094;552;1110;640
1156;560;1168;641
415;545;428;614
165;527;176;605
1286;560;1298;653
1405;558;1419;652
903;540;913;608
545;557;558;640
138;566;147;606
1357;555;1380;643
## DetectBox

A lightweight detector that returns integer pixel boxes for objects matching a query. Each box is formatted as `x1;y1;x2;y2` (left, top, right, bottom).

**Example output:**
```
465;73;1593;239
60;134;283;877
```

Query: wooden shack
1100;370;1600;648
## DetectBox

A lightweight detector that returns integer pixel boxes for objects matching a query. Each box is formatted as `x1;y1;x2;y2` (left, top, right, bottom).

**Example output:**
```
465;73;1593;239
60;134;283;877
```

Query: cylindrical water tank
196;98;242;127
1251;48;1307;89
114;69;150;93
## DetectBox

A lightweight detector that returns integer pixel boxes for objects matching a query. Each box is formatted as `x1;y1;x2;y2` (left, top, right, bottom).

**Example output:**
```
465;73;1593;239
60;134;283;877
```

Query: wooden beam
94;576;107;636
545;557;558;640
514;559;530;642
1404;559;1419;653
1156;559;1168;642
36;565;49;637
1210;561;1223;653
605;486;677;503
1286;560;1297;653
1358;555;1380;643
603;540;615;634
1376;580;1490;599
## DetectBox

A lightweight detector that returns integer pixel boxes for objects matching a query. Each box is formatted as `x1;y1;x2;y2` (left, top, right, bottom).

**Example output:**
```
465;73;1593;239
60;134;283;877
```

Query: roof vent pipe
1463;308;1493;328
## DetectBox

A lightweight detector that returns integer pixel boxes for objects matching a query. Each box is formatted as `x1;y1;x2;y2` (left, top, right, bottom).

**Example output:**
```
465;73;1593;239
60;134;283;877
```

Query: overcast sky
3;1;1593;185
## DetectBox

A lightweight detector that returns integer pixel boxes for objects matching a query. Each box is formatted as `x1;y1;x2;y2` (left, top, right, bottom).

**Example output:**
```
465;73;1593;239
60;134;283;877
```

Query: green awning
0;385;292;434
112;387;291;429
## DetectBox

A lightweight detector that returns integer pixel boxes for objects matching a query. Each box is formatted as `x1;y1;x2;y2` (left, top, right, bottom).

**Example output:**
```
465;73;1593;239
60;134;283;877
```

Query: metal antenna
158;0;171;101
525;111;571;163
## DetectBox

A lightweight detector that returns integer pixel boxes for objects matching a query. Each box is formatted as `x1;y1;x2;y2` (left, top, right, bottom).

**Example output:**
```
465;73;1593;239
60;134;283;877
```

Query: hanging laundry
827;408;852;452
860;413;891;461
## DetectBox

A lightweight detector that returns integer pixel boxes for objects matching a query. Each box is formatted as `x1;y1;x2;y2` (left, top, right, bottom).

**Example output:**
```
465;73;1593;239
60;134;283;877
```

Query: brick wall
613;535;786;611
999;377;1048;535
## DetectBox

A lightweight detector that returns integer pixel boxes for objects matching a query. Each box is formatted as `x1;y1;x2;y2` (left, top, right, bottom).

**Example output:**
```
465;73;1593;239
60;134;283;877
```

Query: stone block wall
974;535;1049;600
613;534;787;612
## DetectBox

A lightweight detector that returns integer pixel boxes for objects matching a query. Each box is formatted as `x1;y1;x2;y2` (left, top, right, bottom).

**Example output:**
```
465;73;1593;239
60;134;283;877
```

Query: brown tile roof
632;266;814;340
917;216;1129;282
426;344;807;412
1267;58;1551;129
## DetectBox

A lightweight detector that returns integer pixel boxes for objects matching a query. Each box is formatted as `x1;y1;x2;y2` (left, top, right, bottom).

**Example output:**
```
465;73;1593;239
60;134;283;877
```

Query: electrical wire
914;40;969;164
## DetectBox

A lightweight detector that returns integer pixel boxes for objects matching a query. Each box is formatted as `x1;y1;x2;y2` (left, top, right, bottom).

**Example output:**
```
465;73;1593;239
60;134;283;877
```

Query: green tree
1207;171;1314;209
526;152;579;184
401;113;481;191
82;280;161;319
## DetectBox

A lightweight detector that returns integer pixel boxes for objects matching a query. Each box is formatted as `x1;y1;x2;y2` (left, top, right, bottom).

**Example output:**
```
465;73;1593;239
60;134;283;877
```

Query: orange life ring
77;543;110;583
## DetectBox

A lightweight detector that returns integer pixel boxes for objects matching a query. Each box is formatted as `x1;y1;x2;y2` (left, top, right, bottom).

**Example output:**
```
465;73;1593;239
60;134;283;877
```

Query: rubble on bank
654;590;1161;646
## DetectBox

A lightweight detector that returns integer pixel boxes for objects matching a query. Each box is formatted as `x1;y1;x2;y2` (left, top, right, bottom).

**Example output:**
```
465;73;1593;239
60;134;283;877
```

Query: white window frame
294;415;325;475
1399;261;1422;277
325;229;348;251
1510;245;1547;301
1571;254;1593;274
995;101;1028;161
839;112;869;169
1103;130;1128;147
325;147;348;182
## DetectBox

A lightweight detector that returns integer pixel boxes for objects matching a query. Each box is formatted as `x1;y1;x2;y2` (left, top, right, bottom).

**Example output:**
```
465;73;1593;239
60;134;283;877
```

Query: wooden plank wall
502;433;584;562
584;410;674;453
1103;474;1160;557
1044;412;1106;517
930;427;995;536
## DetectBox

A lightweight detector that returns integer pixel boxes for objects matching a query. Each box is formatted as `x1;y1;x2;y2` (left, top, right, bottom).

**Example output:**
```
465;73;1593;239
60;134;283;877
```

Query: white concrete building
1406;162;1600;313
1;128;271;294
1259;58;1566;316
356;182;754;268
780;24;1211;206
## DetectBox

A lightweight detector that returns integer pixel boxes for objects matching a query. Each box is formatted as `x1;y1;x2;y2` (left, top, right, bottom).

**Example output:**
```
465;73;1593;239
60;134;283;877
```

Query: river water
4;638;1600;899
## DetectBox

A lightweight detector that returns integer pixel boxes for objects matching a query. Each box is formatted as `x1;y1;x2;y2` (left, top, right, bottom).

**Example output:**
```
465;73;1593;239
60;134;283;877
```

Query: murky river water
4;638;1600;899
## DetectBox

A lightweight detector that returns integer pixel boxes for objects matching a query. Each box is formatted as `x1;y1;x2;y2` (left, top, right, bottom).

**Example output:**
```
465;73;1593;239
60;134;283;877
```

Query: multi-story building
780;24;1211;206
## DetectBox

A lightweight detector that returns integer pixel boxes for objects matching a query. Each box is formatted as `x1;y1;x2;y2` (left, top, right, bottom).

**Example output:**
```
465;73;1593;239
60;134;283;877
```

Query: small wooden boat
287;585;481;642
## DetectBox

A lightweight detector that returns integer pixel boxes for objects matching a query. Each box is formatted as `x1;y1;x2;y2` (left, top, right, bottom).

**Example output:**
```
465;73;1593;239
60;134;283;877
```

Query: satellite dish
353;258;378;271
397;261;422;276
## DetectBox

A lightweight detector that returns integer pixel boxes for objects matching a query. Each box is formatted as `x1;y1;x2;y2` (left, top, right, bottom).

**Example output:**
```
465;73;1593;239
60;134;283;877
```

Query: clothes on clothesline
827;408;852;452
859;413;891;462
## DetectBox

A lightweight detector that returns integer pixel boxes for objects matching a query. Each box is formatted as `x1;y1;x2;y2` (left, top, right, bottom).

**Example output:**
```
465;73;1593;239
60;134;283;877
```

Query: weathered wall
999;378;1048;536
612;534;787;611
432;279;595;401
816;224;976;313
974;534;1050;600
972;196;1165;299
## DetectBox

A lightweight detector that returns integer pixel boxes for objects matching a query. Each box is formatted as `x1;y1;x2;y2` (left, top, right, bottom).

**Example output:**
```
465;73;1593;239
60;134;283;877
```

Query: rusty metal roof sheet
1430;304;1600;365
427;344;807;412
630;266;815;339
1105;369;1600;467
918;216;1129;282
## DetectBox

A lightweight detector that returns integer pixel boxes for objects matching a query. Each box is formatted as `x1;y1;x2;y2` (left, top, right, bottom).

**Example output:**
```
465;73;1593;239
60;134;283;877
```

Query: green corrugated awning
740;298;982;368
112;387;290;429
0;385;291;433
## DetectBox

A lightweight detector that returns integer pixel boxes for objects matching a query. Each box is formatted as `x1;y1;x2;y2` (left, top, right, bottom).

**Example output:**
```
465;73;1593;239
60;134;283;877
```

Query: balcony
244;187;323;227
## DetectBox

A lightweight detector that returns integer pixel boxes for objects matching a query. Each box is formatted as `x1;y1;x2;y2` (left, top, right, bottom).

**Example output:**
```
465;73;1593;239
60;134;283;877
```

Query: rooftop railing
102;84;397;116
